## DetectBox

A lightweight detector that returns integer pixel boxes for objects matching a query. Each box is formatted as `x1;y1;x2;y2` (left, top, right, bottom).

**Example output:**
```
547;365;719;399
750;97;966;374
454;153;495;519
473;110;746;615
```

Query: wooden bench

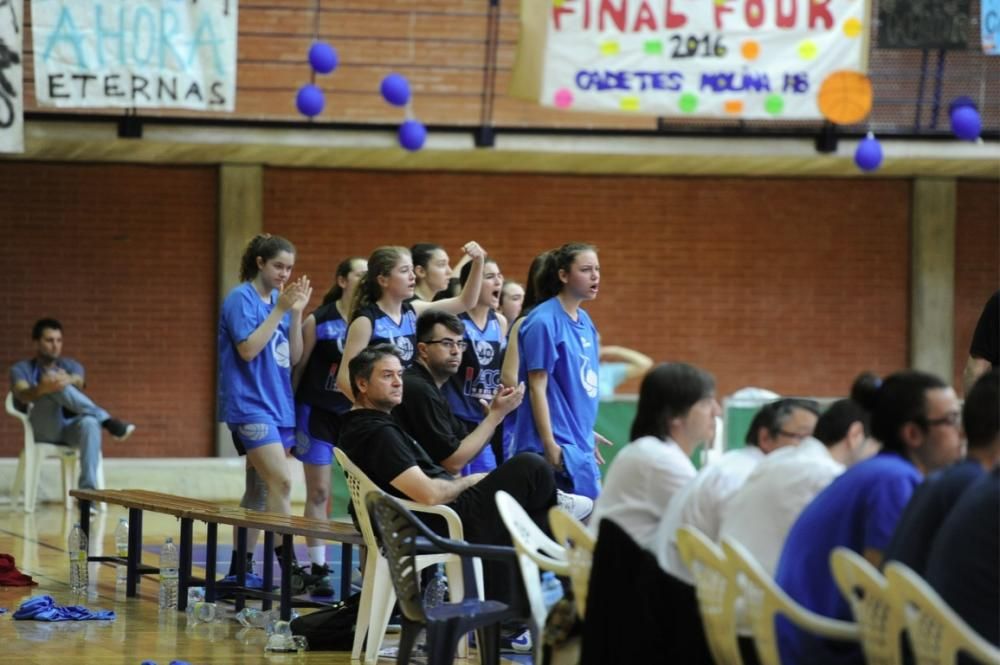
69;488;364;620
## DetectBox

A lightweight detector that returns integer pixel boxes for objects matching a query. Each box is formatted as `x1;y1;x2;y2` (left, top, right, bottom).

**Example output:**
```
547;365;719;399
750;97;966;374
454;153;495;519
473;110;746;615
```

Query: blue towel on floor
13;595;115;621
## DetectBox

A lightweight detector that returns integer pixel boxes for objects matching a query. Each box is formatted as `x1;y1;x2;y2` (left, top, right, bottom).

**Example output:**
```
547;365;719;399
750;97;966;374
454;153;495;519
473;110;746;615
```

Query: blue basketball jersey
445;310;507;423
357;302;418;366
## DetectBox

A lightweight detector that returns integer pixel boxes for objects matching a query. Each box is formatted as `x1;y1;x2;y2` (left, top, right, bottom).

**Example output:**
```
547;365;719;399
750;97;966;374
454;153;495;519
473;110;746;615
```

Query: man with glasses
775;370;962;665
392;309;524;474
885;368;999;575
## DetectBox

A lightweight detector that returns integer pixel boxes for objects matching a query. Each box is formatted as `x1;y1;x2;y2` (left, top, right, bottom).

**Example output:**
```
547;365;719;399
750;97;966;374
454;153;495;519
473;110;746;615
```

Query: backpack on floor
289;591;361;651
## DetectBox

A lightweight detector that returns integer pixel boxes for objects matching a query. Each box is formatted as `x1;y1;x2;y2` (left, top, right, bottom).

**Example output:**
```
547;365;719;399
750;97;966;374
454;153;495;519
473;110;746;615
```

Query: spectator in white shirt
720;385;878;575
652;397;820;583
591;362;720;548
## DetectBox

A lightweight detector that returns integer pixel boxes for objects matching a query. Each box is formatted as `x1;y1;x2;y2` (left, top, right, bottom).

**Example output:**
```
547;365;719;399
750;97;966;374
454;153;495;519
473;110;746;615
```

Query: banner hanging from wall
31;0;238;110
510;0;873;120
0;0;23;153
984;0;1000;55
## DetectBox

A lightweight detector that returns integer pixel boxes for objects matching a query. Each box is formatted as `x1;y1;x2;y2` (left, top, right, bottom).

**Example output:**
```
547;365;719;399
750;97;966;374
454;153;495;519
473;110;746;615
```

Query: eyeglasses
776;430;811;441
424;338;467;351
921;412;961;428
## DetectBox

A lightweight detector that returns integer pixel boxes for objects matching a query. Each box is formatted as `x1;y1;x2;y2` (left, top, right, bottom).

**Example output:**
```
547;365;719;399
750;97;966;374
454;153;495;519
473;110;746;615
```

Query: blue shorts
292;403;335;466
229;422;296;455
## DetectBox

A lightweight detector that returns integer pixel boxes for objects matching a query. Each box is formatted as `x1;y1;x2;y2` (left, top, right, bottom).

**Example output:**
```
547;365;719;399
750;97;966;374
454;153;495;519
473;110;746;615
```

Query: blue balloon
398;120;427;151
308;42;338;74
948;95;976;116
950;105;981;141
854;134;883;172
381;73;411;107
296;84;325;117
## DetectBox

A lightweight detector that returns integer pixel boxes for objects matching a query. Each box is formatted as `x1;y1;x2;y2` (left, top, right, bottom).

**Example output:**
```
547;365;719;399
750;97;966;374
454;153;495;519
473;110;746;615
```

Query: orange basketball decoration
818;71;873;125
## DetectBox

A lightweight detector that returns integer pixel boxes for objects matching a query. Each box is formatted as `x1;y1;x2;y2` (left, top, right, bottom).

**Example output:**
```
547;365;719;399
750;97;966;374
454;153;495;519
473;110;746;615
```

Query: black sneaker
307;563;334;597
102;418;136;441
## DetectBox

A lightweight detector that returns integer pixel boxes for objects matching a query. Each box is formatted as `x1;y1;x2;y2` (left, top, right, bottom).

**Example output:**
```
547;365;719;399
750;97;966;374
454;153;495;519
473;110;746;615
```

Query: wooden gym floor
0;503;526;665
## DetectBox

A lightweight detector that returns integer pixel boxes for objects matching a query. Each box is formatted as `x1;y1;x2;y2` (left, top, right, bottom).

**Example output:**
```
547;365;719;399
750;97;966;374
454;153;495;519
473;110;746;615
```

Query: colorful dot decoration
764;94;785;116
644;40;663;55
600;40;620;56
554;88;574;109
843;18;863;38
620;96;640;111
724;100;744;114
798;40;818;60
741;40;760;60
679;93;699;113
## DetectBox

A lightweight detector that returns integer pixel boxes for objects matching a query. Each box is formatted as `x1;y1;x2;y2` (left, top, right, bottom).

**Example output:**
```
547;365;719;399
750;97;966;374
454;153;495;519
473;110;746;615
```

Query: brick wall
1;165;993;458
0;162;219;458
954;179;1000;393
265;168;918;398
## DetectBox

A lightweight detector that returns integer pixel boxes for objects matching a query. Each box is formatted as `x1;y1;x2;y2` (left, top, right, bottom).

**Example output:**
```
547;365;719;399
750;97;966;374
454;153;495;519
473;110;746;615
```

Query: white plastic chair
5;391;102;512
885;561;1000;665
829;547;904;665
721;537;859;665
333;448;481;665
676;525;744;665
495;490;570;665
547;506;595;620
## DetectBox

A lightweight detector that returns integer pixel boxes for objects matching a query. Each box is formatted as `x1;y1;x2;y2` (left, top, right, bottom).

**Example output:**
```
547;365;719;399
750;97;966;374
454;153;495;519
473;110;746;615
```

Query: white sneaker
556;490;594;521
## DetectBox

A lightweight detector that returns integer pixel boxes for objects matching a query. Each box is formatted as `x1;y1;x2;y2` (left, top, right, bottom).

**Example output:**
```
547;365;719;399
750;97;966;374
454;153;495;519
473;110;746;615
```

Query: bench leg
280;533;293;620
235;527;248;612
261;531;274;612
178;517;193;612
205;522;217;603
340;543;353;601
127;507;143;597
79;500;92;545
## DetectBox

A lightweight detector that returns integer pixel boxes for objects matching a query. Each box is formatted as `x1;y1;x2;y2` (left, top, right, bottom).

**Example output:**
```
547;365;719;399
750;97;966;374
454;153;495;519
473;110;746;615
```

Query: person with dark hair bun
963;290;998;394
591;362;720;548
720;374;879;575
885;368;1000;575
775;369;962;665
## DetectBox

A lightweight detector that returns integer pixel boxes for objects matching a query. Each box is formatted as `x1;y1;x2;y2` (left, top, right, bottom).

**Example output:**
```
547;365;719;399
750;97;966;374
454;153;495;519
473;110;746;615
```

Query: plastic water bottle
540;571;564;613
158;536;179;610
423;565;448;609
186;586;217;624
114;518;129;582
235;607;277;630
67;523;88;593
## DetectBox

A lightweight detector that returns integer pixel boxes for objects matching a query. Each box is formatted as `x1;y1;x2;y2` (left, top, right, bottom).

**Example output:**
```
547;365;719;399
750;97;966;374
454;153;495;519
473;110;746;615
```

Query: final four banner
0;0;23;153
511;0;873;119
31;0;238;110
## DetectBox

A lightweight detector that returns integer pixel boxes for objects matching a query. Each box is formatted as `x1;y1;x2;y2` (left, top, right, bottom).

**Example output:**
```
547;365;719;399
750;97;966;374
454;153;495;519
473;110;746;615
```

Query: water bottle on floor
423;565;448;609
158;536;179;610
114;518;129;583
541;571;564;614
67;523;88;593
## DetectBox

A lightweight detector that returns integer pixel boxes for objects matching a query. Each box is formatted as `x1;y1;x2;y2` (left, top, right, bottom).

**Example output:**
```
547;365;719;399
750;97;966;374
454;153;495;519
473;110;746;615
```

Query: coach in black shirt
393;309;521;474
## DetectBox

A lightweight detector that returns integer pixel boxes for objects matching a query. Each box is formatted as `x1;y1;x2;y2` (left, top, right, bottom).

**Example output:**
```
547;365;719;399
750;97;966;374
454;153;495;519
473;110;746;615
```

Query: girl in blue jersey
335;242;487;398
289;256;366;593
512;243;604;499
444;257;508;474
218;234;311;574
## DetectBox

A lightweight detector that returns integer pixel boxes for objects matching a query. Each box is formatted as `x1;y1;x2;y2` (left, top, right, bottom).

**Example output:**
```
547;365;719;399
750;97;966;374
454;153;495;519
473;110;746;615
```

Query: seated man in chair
339;343;560;601
9;318;135;492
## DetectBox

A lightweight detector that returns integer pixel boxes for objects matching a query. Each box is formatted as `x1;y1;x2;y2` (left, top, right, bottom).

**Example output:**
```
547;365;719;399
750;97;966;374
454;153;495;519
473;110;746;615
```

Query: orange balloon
818;71;873;125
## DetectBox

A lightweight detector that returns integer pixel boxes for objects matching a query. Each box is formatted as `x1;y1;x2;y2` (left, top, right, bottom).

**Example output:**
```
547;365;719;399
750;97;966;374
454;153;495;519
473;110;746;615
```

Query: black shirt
392;362;468;465
970;290;999;367
338;408;452;500
883;459;985;575
925;468;999;648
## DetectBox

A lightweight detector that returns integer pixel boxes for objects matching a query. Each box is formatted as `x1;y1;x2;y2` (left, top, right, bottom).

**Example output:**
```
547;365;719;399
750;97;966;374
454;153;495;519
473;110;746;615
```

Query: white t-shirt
590;436;697;550
652;446;765;583
719;437;844;575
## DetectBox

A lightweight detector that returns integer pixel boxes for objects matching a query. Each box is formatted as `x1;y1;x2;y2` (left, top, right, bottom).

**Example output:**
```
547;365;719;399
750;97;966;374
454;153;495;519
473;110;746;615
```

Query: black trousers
424;453;558;602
